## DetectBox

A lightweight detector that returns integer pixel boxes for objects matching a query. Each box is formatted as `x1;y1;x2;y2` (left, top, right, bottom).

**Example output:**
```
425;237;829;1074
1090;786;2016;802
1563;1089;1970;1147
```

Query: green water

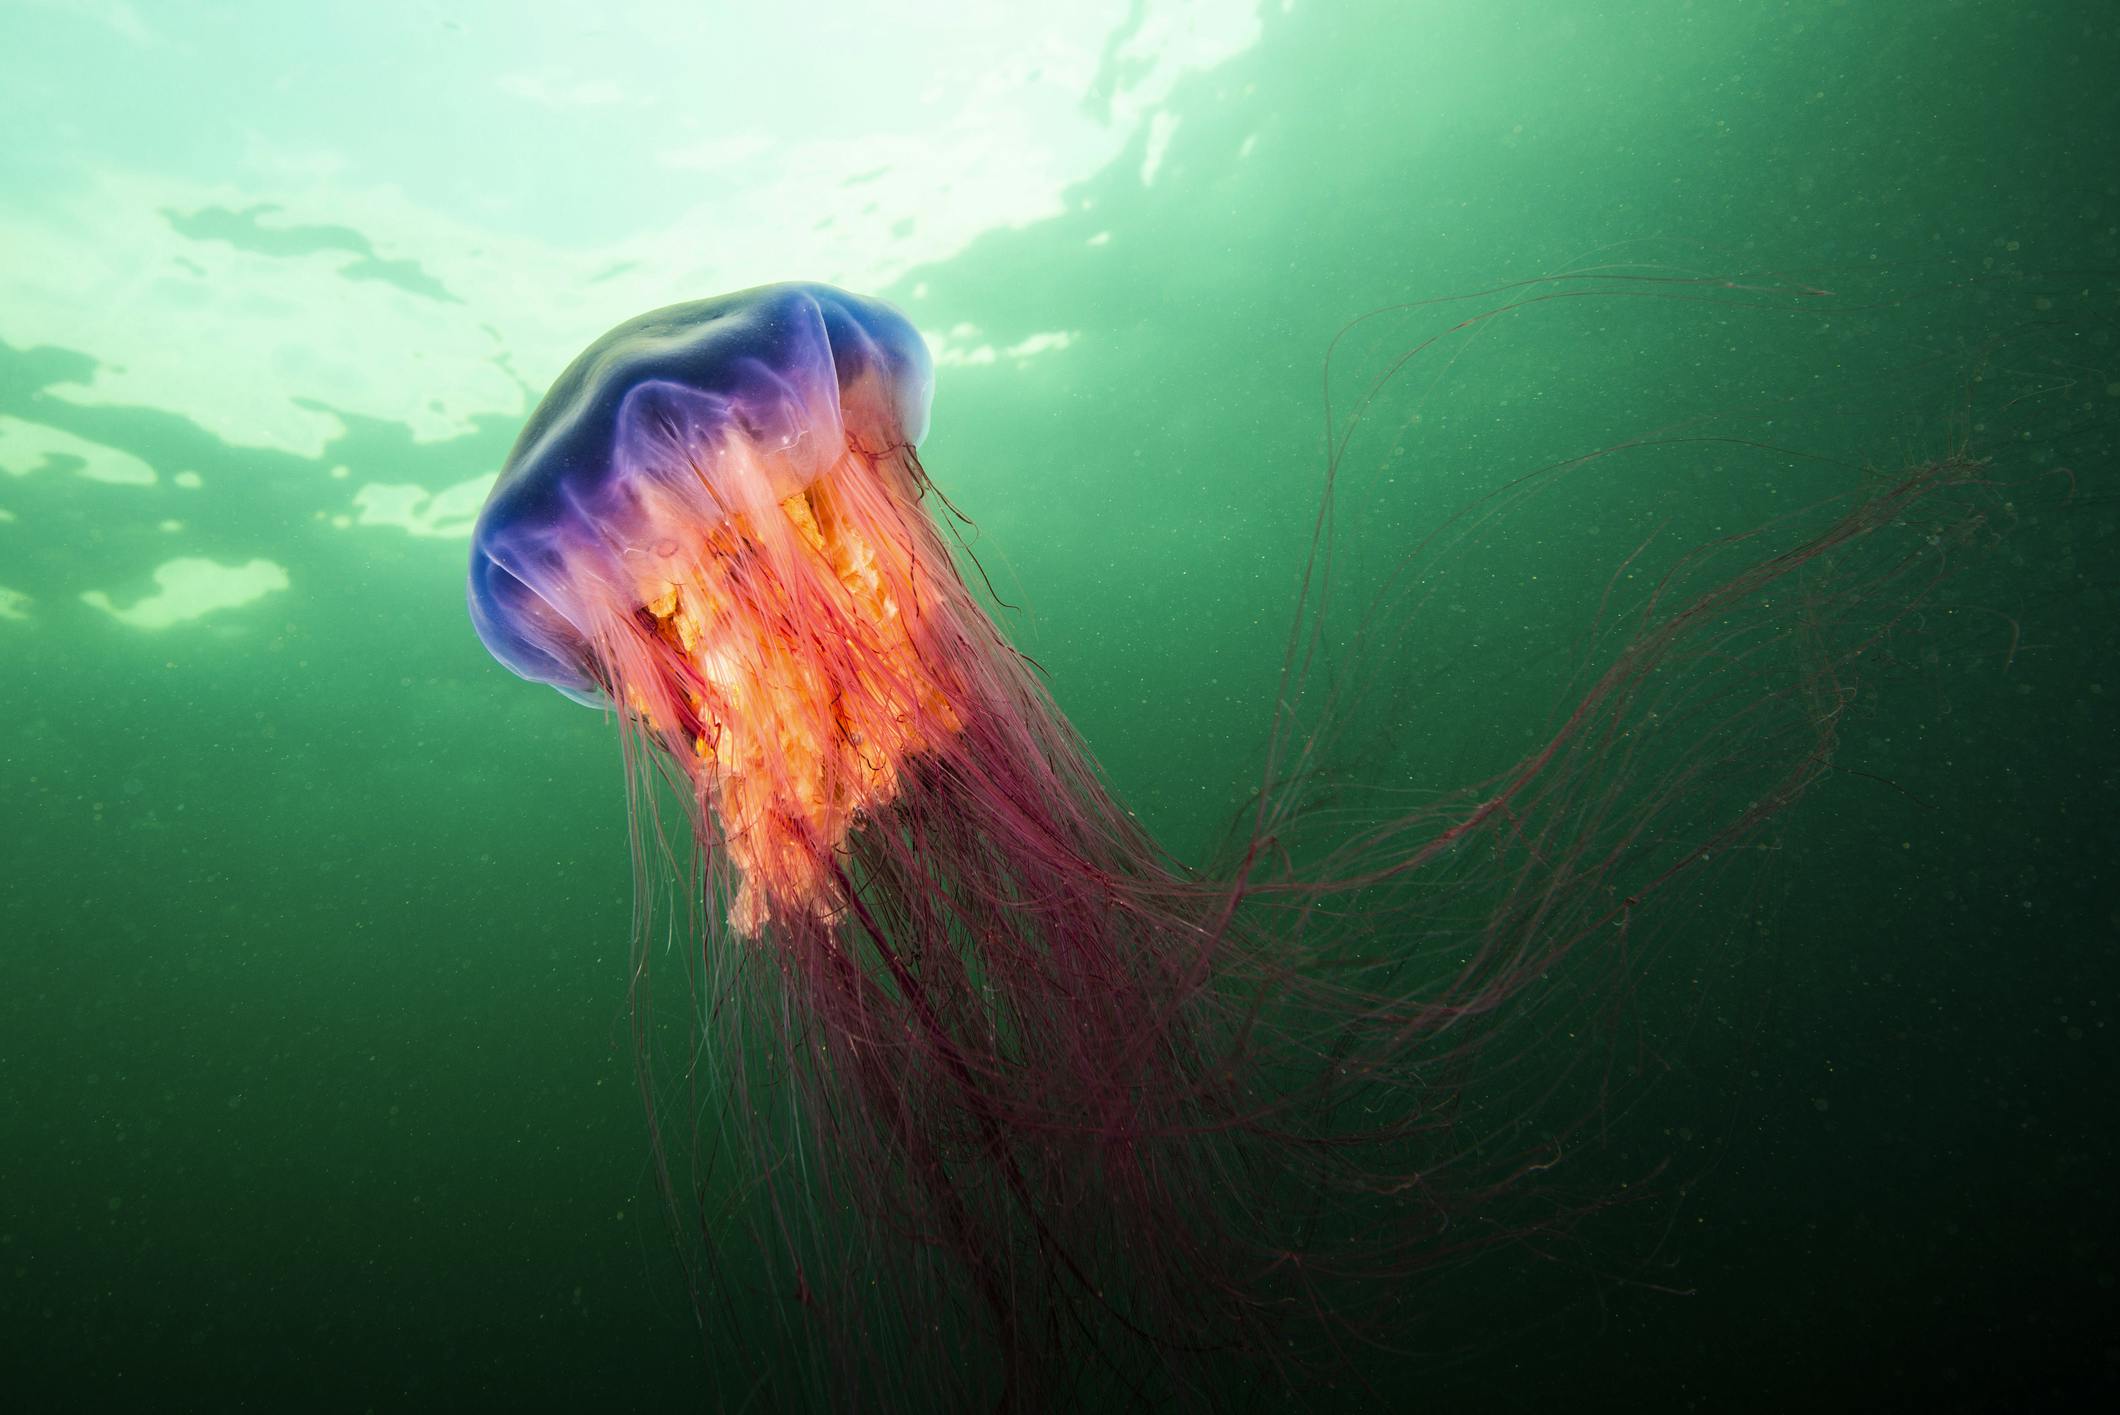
3;1;2114;1409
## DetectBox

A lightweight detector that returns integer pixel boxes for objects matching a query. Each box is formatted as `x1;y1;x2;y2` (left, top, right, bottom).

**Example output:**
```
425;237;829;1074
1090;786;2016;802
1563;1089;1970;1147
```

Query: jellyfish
468;279;2016;1409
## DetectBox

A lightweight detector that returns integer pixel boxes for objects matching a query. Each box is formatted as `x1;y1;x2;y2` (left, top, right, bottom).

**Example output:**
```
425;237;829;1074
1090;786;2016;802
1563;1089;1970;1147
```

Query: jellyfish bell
470;284;956;935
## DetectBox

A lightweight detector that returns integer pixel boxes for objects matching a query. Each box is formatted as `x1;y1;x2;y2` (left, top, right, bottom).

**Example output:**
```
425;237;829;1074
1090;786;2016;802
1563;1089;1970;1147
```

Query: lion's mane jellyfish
469;278;2029;1408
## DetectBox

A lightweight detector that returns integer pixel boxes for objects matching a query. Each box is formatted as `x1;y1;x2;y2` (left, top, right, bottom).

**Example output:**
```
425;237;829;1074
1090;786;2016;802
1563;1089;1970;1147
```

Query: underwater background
2;0;2114;1409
